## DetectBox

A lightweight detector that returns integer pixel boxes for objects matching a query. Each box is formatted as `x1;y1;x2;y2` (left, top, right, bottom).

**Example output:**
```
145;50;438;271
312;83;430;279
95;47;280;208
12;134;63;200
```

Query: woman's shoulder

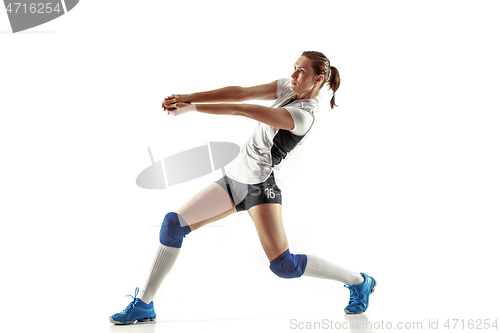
276;78;293;97
290;99;319;115
278;77;292;85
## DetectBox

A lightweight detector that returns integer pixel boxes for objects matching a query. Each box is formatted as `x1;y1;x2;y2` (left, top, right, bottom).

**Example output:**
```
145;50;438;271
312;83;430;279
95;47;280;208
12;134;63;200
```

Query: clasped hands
161;95;195;116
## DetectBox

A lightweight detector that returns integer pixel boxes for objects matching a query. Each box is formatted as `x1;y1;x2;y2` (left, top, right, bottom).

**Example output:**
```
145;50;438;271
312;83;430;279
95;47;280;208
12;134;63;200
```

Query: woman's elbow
237;86;252;102
233;104;251;117
225;86;246;102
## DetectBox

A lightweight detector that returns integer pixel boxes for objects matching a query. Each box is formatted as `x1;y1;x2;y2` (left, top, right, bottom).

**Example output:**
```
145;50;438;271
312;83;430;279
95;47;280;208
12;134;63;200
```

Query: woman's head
298;51;340;109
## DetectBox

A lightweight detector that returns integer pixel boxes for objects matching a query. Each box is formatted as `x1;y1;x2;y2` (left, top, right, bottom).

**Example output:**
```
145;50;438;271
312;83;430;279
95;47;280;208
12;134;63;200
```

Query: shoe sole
344;278;377;315
109;317;156;325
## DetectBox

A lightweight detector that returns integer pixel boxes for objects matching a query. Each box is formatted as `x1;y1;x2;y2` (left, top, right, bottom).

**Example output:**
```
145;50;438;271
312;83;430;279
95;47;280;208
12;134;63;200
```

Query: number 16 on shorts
265;188;275;199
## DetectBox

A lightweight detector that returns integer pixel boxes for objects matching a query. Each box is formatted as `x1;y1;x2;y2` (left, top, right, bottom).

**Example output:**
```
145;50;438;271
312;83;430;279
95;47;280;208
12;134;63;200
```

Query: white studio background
1;1;499;332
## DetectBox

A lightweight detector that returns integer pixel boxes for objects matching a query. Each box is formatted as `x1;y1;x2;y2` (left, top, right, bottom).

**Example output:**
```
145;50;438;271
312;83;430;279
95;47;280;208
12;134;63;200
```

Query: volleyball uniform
216;78;319;211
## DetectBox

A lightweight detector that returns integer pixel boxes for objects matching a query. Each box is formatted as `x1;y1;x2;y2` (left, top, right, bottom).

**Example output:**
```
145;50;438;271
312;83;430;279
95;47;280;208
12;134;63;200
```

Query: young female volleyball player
110;51;376;325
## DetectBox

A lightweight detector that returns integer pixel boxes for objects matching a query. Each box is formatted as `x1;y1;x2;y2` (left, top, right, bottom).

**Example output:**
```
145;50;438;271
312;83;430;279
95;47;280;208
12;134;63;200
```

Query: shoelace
344;284;359;304
122;287;140;313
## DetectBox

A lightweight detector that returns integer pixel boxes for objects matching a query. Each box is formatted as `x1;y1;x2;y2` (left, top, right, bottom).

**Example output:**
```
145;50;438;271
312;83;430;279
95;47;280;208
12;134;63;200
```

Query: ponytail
328;66;340;109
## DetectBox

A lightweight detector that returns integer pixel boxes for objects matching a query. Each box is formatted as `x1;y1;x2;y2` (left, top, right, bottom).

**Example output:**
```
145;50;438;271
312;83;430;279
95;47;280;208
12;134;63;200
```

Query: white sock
140;244;180;304
303;254;364;285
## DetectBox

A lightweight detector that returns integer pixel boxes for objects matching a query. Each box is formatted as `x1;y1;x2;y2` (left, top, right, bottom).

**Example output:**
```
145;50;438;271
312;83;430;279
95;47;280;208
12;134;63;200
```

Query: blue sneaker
344;272;376;314
109;288;156;325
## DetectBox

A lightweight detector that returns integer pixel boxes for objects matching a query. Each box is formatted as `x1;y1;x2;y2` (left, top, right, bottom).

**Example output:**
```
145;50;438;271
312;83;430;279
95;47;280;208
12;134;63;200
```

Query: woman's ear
314;74;324;87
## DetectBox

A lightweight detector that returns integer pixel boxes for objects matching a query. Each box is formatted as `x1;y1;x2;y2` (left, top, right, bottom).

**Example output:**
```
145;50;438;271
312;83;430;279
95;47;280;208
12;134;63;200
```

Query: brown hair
301;51;340;109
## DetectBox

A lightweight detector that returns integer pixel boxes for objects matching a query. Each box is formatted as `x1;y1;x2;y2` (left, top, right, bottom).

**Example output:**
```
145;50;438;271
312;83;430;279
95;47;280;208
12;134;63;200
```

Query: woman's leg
247;203;289;261
177;182;236;231
140;183;236;304
248;203;363;283
248;203;377;315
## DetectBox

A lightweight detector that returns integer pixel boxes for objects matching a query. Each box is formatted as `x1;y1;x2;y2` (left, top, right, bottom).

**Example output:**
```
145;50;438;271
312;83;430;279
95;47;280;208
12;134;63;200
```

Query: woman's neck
294;88;319;101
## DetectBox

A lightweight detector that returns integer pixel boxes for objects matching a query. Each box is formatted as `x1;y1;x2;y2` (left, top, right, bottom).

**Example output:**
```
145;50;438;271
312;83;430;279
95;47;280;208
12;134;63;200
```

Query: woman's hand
164;101;197;116
162;95;177;111
162;94;191;111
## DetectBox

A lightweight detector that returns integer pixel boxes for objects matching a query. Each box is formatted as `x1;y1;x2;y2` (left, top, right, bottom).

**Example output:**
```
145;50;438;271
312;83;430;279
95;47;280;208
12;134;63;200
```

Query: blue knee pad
159;212;191;248
269;249;307;279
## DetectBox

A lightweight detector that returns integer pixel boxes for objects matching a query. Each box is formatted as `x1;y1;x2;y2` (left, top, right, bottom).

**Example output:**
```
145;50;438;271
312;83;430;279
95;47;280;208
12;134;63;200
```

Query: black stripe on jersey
271;98;306;167
271;130;305;166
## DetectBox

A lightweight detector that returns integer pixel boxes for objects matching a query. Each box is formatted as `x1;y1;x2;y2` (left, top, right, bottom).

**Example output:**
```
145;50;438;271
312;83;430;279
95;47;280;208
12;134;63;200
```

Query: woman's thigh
176;182;236;231
248;203;289;261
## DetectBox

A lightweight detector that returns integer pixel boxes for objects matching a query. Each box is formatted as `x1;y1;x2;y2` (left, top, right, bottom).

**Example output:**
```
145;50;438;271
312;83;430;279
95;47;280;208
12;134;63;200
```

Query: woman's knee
269;249;307;279
159;212;192;248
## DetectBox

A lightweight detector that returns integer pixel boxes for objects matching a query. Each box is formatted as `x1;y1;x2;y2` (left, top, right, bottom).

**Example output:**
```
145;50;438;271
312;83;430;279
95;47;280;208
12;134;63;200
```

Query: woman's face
290;56;320;95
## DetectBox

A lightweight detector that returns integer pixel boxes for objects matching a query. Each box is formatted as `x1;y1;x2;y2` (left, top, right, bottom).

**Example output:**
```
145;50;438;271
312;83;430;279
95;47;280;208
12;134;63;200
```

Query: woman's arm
166;80;278;105
167;102;295;131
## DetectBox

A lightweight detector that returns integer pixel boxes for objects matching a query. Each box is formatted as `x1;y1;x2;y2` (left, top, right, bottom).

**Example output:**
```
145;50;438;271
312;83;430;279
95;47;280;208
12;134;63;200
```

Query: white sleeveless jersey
225;78;319;184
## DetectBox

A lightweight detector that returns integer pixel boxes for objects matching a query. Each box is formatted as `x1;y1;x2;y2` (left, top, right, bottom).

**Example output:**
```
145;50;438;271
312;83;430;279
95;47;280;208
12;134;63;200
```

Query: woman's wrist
184;93;194;104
